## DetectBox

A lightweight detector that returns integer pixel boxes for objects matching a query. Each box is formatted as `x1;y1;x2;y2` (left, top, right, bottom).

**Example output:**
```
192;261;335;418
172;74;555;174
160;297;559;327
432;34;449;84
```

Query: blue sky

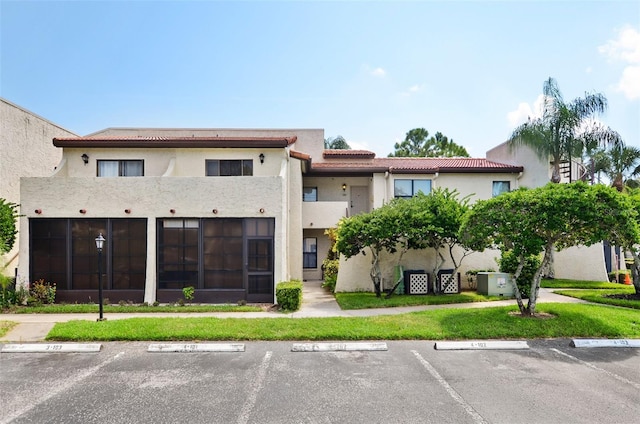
2;1;638;157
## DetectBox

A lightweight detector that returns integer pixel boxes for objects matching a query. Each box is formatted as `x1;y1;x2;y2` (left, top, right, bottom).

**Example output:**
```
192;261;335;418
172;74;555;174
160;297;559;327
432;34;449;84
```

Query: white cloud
399;84;425;97
370;67;386;78
506;94;544;127
599;25;640;63
617;65;640;100
599;25;640;100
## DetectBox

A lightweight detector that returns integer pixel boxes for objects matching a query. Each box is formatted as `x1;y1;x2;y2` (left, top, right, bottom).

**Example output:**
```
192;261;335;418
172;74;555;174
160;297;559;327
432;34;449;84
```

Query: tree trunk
526;243;553;315
511;256;527;314
369;248;382;297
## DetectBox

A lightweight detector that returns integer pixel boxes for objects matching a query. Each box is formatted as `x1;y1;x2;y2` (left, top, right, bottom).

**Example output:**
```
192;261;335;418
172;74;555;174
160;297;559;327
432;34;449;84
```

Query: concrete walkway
0;281;587;342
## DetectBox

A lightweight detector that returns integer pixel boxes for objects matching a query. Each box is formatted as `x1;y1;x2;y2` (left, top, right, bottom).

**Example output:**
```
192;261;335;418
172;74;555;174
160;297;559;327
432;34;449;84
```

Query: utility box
403;270;429;294
476;272;515;297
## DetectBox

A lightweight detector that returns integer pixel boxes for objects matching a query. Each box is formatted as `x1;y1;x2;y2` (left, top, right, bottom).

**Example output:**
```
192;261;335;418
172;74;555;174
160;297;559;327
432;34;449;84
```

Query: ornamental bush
276;280;303;311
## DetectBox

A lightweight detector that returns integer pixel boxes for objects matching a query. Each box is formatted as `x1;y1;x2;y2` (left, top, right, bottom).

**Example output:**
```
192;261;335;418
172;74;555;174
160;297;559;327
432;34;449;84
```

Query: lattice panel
408;274;429;294
439;273;459;294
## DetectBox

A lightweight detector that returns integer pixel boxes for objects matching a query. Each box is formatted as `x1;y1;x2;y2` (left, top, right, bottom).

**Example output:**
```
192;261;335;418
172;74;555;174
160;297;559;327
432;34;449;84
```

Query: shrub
182;286;195;303
322;258;339;292
0;275;15;308
29;279;56;305
498;251;541;299
276;280;303;311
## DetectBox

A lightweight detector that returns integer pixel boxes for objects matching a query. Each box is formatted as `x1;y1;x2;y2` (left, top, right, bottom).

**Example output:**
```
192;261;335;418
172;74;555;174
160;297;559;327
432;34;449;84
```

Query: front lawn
3;303;263;314
554;288;640;309
335;291;500;310
541;279;623;289
47;303;640;341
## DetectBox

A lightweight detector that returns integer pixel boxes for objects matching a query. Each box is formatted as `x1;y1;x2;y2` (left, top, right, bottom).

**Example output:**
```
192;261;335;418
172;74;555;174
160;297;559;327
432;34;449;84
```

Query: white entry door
350;186;369;216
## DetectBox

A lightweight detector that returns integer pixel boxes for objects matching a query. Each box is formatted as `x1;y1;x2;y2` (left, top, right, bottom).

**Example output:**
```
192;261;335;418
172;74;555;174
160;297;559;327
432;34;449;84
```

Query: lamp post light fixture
95;233;106;321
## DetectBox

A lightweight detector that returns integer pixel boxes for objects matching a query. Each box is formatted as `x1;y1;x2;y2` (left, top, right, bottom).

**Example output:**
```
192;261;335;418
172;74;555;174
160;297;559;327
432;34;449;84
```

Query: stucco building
0;99;77;275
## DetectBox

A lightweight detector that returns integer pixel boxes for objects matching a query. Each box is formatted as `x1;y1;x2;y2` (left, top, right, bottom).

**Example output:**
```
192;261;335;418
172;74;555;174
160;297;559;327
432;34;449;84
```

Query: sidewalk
0;281;587;342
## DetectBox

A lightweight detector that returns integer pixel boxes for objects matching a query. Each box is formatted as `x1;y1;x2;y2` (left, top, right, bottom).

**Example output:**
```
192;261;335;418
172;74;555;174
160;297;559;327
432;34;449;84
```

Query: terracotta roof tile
53;136;297;148
310;157;522;174
323;149;376;159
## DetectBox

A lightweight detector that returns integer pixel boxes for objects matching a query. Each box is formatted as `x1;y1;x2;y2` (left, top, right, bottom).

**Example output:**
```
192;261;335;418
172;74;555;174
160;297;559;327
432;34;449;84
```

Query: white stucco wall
19;175;289;302
486;142;548;189
0;99;76;275
554;244;609;282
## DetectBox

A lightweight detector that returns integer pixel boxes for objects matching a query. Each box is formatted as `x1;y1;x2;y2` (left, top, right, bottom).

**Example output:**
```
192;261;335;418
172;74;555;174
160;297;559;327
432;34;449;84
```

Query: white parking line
0;351;125;424
551;348;640;390
412;350;488;424
236;351;272;424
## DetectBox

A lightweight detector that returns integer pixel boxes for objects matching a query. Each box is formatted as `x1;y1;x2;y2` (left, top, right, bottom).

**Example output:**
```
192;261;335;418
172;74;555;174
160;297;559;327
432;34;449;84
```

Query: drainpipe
432;172;439;189
516;171;523;189
384;171;389;203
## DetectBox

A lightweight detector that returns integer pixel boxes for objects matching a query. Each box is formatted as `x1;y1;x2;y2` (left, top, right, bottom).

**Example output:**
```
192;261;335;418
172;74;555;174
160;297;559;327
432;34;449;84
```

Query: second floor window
206;160;253;176
303;187;318;202
394;179;431;198
97;160;144;177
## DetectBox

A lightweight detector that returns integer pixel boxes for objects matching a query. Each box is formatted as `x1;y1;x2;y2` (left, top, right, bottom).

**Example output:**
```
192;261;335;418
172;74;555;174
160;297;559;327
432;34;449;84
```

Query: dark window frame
303;187;318;202
394;179;432;198
303;237;317;269
205;159;253;176
29;218;147;291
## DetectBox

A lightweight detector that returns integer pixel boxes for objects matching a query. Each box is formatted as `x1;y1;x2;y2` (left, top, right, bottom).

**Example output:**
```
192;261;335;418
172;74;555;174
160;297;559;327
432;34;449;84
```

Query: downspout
516;171;523;189
384;171;389;203
432;172;439;189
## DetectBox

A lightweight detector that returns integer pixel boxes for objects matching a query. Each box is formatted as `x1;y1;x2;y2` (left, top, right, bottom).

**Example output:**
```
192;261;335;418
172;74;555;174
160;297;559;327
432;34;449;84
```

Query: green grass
335;291;504;310
554;288;640;309
4;303;263;314
0;320;17;338
46;303;640;341
541;279;623;289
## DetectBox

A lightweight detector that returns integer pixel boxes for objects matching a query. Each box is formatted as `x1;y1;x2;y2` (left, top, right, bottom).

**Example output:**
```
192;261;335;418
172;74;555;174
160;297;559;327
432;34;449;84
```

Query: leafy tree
324;135;351;150
592;143;640;191
460;182;638;315
508;77;619;183
624;194;640;297
388;128;469;157
335;188;472;296
0;199;19;255
334;204;403;297
426;132;470;157
401;189;472;292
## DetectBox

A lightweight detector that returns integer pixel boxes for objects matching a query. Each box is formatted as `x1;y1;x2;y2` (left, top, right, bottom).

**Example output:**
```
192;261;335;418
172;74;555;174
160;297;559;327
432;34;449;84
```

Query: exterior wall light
79;209;87;214
259;208;265;213
170;209;176;214
81;153;89;165
259;153;265;164
35;209;42;214
342;183;347;192
124;209;131;214
95;233;106;321
212;209;218;214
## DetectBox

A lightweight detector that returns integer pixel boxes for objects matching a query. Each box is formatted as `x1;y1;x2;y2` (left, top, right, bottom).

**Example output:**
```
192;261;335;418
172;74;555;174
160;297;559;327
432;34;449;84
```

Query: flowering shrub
29;279;57;305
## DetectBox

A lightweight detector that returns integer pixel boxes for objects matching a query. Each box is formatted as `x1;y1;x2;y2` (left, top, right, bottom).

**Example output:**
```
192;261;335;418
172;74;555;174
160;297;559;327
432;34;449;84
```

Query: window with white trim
492;181;511;197
303;187;318;202
97;160;144;177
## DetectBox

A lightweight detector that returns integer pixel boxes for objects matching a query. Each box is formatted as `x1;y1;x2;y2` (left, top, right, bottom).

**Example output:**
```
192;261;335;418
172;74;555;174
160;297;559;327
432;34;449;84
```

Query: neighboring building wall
0;98;76;275
554;244;609;282
486;142;548;189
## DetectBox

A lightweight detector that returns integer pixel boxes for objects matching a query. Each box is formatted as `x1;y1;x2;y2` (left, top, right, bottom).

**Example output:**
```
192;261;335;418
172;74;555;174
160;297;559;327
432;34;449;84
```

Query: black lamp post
95;233;106;321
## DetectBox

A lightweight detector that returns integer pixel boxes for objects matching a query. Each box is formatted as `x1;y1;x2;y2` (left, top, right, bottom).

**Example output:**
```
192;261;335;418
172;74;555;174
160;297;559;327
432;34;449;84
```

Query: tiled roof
53;136;298;148
309;157;523;174
323;149;376;159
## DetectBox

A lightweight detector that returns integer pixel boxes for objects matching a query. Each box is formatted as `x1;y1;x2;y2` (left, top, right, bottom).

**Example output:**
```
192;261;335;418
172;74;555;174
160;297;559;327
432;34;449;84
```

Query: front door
350;186;369;216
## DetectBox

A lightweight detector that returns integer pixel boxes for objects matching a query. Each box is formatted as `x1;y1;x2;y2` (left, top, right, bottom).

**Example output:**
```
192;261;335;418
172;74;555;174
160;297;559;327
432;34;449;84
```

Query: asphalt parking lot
2;339;639;424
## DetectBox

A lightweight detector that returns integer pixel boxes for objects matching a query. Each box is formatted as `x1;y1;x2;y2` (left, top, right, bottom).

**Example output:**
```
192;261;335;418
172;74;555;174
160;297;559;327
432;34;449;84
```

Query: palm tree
593;144;640;191
508;77;619;183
